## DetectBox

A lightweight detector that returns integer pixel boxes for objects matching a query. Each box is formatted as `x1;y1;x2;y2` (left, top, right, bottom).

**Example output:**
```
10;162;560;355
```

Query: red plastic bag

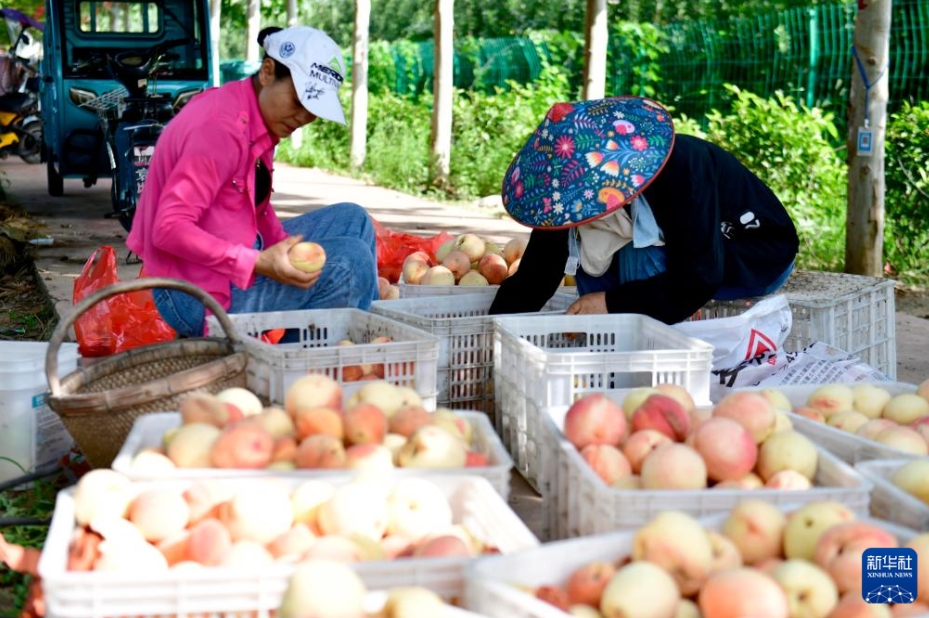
72;246;177;357
372;217;454;283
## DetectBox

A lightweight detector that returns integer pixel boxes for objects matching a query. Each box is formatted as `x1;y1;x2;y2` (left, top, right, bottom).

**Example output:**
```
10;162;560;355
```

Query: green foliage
703;85;846;272
885;101;929;283
607;21;667;98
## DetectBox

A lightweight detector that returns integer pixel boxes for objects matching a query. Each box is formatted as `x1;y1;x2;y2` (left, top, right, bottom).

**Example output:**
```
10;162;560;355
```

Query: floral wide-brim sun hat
502;96;675;229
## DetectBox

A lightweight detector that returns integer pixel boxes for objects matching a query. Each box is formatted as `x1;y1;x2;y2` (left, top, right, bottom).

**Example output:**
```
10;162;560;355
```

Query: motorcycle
0;72;42;163
80;39;193;232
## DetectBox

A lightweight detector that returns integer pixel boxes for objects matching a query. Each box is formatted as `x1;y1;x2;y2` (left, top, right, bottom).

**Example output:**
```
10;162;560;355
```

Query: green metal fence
383;0;927;124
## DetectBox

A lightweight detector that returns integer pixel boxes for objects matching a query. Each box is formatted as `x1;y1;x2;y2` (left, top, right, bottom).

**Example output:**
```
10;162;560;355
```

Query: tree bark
351;0;371;169
430;0;454;188
582;0;608;100
209;0;221;87
245;0;261;62
286;0;302;149
845;0;892;277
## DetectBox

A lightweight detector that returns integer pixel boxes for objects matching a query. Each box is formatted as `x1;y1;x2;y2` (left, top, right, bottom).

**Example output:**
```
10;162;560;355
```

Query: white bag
672;295;792;370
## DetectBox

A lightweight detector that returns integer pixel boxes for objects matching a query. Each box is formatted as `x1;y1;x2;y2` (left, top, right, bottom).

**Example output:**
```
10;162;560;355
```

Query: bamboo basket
45;277;248;468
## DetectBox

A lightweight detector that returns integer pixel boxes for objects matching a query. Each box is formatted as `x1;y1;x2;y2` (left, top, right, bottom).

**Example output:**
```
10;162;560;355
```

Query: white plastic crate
111;411;515;499
493;313;713;488
205;308;440;409
464;513;921;618
371;291;574;416
398;283;578;299
38;475;539;618
747;382;924;464
855;459;929;531
692;270;897;378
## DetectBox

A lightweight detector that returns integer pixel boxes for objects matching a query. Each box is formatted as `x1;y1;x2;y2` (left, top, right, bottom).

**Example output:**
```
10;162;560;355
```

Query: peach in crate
204;308;440;409
855;459;929;532
465;503;929;618
38;471;538;618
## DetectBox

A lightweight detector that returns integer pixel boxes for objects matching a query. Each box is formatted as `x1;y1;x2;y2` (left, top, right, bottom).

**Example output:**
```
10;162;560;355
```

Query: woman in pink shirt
127;25;378;337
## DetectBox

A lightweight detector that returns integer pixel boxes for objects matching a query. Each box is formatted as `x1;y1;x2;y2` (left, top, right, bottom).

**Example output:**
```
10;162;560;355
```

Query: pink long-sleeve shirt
126;78;289;309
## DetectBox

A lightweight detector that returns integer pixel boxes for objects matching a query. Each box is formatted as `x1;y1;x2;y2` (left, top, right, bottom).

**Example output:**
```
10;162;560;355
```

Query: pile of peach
279;561;459;618
777;379;929;456
67;470;499;573
399;234;527;287
528;500;929;618
128;376;490;474
889;459;929;508
335;335;407;382
564;384;823;491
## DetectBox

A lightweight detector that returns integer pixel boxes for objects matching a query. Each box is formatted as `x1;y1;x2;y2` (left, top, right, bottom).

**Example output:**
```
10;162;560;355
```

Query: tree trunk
430;0;454;188
245;0;261;62
287;0;302;150
845;0;892;277
582;0;608;100
209;0;221;87
351;0;371;169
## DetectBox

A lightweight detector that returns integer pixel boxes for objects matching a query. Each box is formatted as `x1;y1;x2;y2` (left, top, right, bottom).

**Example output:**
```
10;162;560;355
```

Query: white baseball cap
263;26;347;125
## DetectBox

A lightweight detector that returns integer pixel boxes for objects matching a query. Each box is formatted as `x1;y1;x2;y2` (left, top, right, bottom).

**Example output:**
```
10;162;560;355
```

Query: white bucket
0;341;79;483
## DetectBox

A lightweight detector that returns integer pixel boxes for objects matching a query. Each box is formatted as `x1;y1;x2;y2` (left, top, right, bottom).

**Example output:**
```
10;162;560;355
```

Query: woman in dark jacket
489;96;799;325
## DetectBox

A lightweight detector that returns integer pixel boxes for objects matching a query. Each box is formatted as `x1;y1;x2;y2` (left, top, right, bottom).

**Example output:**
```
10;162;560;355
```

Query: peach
712;391;777;443
622;429;672;474
254;406;296;439
883;393;929;425
600;560;680;618
857;418;897;440
317;483;389;541
284;373;343;416
706;530;743;573
421;265;456;286
453;233;486;262
698;568;789;618
692;416;758;482
466;451;490;467
293;406;344;441
503;237;528;265
484;240;504;258
182;481;230;525
401;250;431;284
675;600;701;618
291;480;335;532
770;559;838;618
300;535;363;563
631;394;691;441
807;383;855;418
386;478;454;542
166;423;222;468
875;425;929;455
654;383;697;413
435;239;456;263
580;444;632;485
221;540;275;567
852;383;893;419
215;387;263;418
381;534;414;560
413;534;472;558
755;557;784;576
612;475;642;490
773;410;793;432
640;443;708;490
794;406;827;423
758;387;793;411
783;501;856;561
129;449;177;473
631;510;714;596
815;520;899;594
565;561;616;607
128;489;190;542
156;530;191;566
179;393;241;427
478;253;508;284
220;483;294;545
507;258;521;276
442;249;472;281
563;393;627;450
721;499;787;565
756;429;819;481
377;276;392;299
387;405;433;438
432;409;473;444
271;435;298;463
295;434;347;469
267;523;317;561
383;587;447;616
828;410;872;433
536;585;571;612
347;380;407;416
288;241;326;273
906;533;929;603
459;270;489;286
344;443;395;471
621;387;658;421
397;425;467;468
830;592;892;618
278;559;366;618
210;423;274;469
891;459;929;505
382;284;400;300
342;402;388;445
187;517;232;565
764;469;812;489
714;472;764;490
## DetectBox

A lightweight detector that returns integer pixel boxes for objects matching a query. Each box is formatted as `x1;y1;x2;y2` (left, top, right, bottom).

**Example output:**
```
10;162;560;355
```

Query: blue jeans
154;202;378;337
575;244;794;300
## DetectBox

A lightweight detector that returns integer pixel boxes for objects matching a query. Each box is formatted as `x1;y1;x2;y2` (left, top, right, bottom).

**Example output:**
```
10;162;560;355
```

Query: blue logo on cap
280;41;296;58
862;548;918;604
